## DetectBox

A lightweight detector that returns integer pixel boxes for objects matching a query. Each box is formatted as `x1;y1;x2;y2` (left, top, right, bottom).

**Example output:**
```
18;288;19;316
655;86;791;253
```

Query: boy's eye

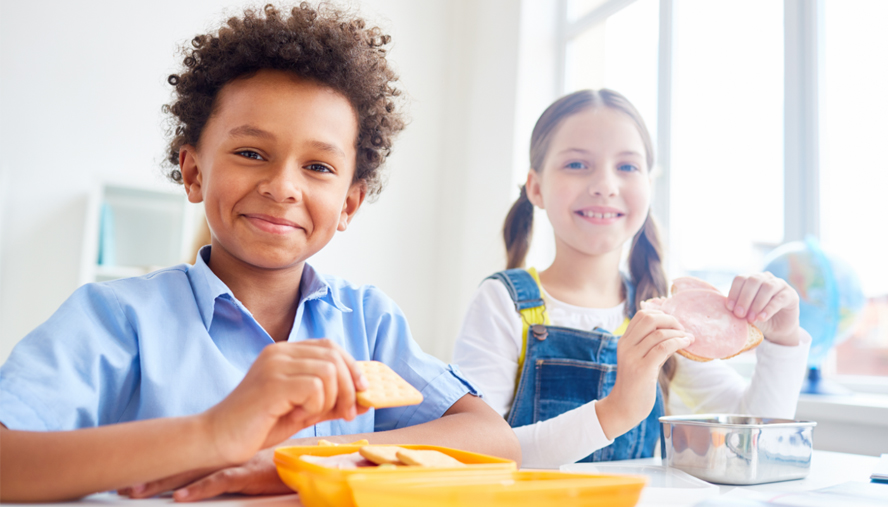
306;163;333;174
618;164;639;172
566;161;586;170
236;150;264;161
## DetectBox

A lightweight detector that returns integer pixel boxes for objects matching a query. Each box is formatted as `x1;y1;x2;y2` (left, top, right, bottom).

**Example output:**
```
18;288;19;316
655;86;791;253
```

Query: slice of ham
641;277;762;361
670;276;720;294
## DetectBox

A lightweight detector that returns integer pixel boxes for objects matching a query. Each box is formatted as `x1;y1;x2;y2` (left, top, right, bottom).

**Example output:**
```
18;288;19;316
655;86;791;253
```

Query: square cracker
359;445;410;465
395;449;466;467
355;361;423;409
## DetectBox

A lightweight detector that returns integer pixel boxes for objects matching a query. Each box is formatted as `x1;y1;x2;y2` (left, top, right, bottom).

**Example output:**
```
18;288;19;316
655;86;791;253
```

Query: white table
8;451;882;507
619;450;882;506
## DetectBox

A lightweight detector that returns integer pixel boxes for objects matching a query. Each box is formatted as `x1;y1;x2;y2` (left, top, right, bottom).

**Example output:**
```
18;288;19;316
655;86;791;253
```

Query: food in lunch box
355;361;423;408
395;449;466;467
300;446;466;469
641;276;763;362
318;439;370;446
299;452;376;469
359;445;410;465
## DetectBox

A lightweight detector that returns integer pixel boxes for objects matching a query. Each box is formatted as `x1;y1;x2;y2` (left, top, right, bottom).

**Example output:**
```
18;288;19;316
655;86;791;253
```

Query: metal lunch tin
659;414;817;485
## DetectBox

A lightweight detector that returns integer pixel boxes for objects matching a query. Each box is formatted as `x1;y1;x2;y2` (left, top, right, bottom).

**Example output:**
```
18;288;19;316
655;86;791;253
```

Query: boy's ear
338;182;367;232
525;169;545;210
179;145;204;204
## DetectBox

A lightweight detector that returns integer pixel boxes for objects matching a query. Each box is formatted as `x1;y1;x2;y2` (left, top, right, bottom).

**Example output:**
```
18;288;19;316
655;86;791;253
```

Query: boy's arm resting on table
0;339;367;503
127;392;521;502
0;416;222;502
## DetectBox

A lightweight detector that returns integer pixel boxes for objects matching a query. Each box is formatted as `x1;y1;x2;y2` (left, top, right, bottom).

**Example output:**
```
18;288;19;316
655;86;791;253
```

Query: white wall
0;0;556;363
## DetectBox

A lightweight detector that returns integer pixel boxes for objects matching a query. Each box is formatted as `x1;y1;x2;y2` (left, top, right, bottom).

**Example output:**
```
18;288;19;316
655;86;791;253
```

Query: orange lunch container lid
347;469;648;507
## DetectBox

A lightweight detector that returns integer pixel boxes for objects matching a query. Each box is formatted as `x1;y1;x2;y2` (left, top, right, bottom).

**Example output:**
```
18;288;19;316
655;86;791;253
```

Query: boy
0;5;520;502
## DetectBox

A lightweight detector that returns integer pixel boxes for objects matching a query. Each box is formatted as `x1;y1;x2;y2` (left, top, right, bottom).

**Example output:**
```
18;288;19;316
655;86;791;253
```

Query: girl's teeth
581;211;618;218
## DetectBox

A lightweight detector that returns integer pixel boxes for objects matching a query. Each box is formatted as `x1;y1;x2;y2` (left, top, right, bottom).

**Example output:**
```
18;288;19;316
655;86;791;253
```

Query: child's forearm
0;415;225;502
299;395;522;466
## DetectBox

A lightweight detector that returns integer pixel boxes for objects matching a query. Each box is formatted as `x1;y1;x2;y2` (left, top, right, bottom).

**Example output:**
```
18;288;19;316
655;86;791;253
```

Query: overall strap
486;268;550;375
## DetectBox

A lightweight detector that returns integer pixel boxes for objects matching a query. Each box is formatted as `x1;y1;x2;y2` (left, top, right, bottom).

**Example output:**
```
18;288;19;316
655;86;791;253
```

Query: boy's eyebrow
308;140;346;158
228;124;276;140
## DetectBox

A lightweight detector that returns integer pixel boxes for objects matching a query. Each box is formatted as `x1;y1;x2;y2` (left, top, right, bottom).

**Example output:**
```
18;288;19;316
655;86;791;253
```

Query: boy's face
180;70;364;271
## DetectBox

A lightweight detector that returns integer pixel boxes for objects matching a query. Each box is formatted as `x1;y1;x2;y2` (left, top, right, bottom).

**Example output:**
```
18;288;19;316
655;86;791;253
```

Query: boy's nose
258;162;302;203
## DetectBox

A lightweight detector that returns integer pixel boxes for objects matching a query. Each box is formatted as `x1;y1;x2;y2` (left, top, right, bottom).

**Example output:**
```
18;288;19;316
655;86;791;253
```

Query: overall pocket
533;358;615;424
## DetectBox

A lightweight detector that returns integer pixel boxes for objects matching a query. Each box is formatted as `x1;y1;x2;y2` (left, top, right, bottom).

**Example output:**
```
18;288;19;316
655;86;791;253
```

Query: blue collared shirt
0;247;478;438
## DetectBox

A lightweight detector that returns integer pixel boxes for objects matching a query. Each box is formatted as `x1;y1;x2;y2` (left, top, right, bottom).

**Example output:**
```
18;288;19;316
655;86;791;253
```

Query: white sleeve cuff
513;400;613;469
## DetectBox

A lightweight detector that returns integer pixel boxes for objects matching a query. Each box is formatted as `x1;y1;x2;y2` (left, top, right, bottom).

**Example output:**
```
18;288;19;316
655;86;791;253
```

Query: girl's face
527;107;651;258
180;69;364;271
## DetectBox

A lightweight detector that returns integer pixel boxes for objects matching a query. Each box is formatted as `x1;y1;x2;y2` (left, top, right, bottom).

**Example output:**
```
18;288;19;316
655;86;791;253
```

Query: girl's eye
307;163;333;174
236;150;264;161
618;164;639;172
566;161;586;170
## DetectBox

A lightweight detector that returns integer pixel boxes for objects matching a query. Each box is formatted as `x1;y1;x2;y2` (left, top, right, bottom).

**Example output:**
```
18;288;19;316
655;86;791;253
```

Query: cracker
355;361;423;409
359;445;411;465
395;449;466;467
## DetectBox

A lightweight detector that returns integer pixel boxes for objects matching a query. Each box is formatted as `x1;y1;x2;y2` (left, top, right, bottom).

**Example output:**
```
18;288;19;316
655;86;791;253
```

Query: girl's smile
575;205;626;224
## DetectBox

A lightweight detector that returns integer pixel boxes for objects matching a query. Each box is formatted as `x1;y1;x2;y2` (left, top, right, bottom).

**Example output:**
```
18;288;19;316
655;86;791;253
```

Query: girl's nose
589;169;619;197
258;162;302;203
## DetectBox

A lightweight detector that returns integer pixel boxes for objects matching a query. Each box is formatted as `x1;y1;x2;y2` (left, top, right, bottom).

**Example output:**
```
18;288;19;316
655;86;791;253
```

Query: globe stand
800;366;852;395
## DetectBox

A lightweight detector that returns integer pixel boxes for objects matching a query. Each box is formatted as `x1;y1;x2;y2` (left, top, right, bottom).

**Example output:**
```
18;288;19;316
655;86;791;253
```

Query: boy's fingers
125;468;213;499
173;468;244;502
305;338;367;391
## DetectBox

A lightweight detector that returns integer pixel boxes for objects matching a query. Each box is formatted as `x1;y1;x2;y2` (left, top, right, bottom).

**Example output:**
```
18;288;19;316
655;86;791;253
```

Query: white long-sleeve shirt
452;278;811;469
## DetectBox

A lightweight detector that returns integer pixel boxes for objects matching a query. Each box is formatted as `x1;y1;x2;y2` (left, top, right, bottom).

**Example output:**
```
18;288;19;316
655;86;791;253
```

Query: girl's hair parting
162;3;405;199
503;88;675;401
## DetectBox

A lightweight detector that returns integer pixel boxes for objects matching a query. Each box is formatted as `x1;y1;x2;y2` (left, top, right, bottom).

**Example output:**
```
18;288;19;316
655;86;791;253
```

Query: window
557;0;888;380
670;0;784;279
820;0;888;377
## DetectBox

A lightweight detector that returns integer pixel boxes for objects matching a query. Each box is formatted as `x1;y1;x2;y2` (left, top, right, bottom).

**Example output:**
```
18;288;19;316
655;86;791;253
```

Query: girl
453;89;811;468
0;5;519;502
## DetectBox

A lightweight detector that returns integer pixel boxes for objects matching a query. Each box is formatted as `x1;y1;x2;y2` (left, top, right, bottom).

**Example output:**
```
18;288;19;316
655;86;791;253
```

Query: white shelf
80;183;200;285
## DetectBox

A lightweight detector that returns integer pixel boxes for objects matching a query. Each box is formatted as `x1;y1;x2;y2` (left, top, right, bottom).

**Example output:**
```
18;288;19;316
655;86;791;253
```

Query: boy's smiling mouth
242;213;303;234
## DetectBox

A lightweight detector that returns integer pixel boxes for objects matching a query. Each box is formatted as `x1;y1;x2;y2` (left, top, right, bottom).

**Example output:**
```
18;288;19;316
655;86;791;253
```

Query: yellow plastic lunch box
273;444;646;507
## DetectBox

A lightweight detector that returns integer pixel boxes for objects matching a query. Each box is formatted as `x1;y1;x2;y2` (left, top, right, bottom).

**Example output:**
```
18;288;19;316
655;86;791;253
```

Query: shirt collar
187;246;352;331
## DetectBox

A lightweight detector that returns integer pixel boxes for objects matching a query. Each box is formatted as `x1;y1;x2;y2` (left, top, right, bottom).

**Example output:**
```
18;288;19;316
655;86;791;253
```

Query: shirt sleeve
452;279;613;468
669;328;812;419
361;287;478;432
0;283;139;431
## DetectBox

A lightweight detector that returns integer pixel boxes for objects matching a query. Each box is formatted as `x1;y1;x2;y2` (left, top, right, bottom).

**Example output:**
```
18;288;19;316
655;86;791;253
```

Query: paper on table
705;481;888;507
871;453;888;483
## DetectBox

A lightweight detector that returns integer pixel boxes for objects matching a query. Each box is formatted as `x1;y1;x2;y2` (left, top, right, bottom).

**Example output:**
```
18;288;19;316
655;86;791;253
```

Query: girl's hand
726;272;800;346
597;310;694;440
201;339;369;466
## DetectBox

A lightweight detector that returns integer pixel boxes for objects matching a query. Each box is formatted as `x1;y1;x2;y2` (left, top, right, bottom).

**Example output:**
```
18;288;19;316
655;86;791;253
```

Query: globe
763;238;866;376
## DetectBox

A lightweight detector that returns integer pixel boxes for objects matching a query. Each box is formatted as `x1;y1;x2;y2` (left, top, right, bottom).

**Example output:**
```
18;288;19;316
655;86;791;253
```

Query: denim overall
489;268;664;462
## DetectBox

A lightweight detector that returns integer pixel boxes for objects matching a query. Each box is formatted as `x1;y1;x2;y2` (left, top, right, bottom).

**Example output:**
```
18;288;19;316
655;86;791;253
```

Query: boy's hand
203;339;369;466
597;310;693;440
726;272;800;346
119;448;289;501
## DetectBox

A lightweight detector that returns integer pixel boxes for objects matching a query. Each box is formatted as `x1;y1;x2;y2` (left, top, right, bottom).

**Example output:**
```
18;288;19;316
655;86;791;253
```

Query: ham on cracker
641;276;763;362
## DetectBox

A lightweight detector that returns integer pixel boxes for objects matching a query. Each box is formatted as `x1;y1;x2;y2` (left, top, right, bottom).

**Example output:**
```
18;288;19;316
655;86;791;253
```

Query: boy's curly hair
163;3;405;198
